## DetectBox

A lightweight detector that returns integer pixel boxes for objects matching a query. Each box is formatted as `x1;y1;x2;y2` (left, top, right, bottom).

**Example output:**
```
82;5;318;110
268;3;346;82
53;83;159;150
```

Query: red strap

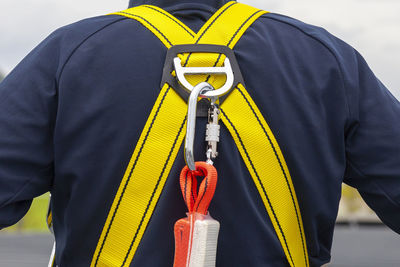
179;162;218;215
174;162;218;267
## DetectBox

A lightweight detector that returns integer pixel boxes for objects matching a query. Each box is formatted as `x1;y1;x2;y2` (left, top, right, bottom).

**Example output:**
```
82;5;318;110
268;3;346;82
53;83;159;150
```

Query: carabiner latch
205;101;220;165
184;82;214;171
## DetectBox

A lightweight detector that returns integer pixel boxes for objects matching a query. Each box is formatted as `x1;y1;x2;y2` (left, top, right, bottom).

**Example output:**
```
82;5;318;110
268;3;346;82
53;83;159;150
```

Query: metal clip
184;82;214;171
205;102;220;165
173;57;234;98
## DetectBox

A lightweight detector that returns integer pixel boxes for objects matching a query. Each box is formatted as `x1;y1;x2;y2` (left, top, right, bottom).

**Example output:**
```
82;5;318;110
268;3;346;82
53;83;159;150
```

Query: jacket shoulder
258;12;355;62
52;14;127;43
38;14;129;80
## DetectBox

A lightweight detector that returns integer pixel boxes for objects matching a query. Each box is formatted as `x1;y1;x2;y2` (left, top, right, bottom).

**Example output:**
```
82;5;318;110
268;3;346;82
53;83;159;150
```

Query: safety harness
49;2;309;267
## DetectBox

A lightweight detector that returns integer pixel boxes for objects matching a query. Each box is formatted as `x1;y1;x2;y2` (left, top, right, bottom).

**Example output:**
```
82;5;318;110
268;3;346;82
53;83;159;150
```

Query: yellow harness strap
91;2;309;267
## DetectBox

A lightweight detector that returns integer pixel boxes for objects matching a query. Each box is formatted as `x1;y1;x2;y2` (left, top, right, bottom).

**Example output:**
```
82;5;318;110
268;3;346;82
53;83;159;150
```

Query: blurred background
0;0;399;266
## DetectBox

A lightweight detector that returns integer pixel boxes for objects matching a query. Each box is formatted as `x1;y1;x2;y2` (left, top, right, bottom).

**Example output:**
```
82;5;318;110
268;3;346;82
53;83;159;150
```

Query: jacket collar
128;0;232;9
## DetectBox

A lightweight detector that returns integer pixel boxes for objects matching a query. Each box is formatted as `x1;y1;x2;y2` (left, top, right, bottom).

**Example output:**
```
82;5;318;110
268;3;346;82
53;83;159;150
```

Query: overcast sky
0;0;399;98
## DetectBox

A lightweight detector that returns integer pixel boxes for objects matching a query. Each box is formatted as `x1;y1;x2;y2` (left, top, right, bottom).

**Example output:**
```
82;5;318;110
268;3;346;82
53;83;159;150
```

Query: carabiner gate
184;82;215;170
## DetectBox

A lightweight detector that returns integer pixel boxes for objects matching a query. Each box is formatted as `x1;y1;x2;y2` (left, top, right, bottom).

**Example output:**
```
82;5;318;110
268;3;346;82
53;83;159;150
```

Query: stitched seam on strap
119;12;173;47
191;176;196;205
184;172;188;203
142;5;195;38
205;9;264;83
220;106;295;267
237;86;308;266
195;177;208;212
195;1;237;42
94;86;171;266
226;10;265;47
184;171;197;209
122;116;187;266
182;1;238;67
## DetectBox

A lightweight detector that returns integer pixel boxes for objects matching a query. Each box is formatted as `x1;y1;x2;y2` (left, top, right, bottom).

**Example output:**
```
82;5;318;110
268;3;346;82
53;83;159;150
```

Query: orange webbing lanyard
180;163;218;215
174;162;218;267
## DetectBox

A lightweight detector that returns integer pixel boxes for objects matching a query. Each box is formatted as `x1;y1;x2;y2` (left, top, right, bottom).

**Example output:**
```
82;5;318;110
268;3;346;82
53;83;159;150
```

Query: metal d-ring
184;82;215;171
173;57;234;99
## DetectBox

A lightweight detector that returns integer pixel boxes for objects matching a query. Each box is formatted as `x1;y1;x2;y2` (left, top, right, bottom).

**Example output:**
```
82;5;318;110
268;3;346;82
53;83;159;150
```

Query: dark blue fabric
128;0;231;9
0;0;399;266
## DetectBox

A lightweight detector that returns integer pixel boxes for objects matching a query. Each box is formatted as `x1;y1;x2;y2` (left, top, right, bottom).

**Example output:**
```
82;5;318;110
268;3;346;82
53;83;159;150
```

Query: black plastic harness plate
161;44;245;116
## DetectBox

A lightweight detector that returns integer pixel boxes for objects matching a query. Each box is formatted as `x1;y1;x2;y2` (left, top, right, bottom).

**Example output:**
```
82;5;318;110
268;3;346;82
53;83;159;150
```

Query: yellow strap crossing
91;2;309;266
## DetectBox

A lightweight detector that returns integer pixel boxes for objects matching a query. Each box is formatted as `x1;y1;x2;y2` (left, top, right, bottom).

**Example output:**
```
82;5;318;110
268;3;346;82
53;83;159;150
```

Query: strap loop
180;162;218;215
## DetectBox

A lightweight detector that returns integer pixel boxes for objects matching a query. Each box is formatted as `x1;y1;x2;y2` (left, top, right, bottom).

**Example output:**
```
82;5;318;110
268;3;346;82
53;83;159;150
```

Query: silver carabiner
184;82;215;171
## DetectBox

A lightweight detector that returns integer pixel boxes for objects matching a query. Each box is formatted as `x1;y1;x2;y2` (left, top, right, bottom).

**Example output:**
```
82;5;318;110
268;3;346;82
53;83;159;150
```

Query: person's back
0;0;399;266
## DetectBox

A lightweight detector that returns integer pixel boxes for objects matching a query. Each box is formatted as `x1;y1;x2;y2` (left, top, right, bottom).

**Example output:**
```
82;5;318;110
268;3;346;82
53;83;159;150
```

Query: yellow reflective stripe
220;84;309;267
93;2;309;267
90;84;187;266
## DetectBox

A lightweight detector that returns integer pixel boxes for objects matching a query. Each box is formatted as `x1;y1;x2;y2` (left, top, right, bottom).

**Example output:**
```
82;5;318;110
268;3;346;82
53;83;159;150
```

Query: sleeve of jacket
0;30;61;229
343;48;400;233
0;15;126;229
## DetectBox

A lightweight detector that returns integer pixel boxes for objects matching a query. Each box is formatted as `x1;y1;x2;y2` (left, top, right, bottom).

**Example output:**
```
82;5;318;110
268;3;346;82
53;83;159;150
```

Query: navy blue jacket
0;0;399;266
